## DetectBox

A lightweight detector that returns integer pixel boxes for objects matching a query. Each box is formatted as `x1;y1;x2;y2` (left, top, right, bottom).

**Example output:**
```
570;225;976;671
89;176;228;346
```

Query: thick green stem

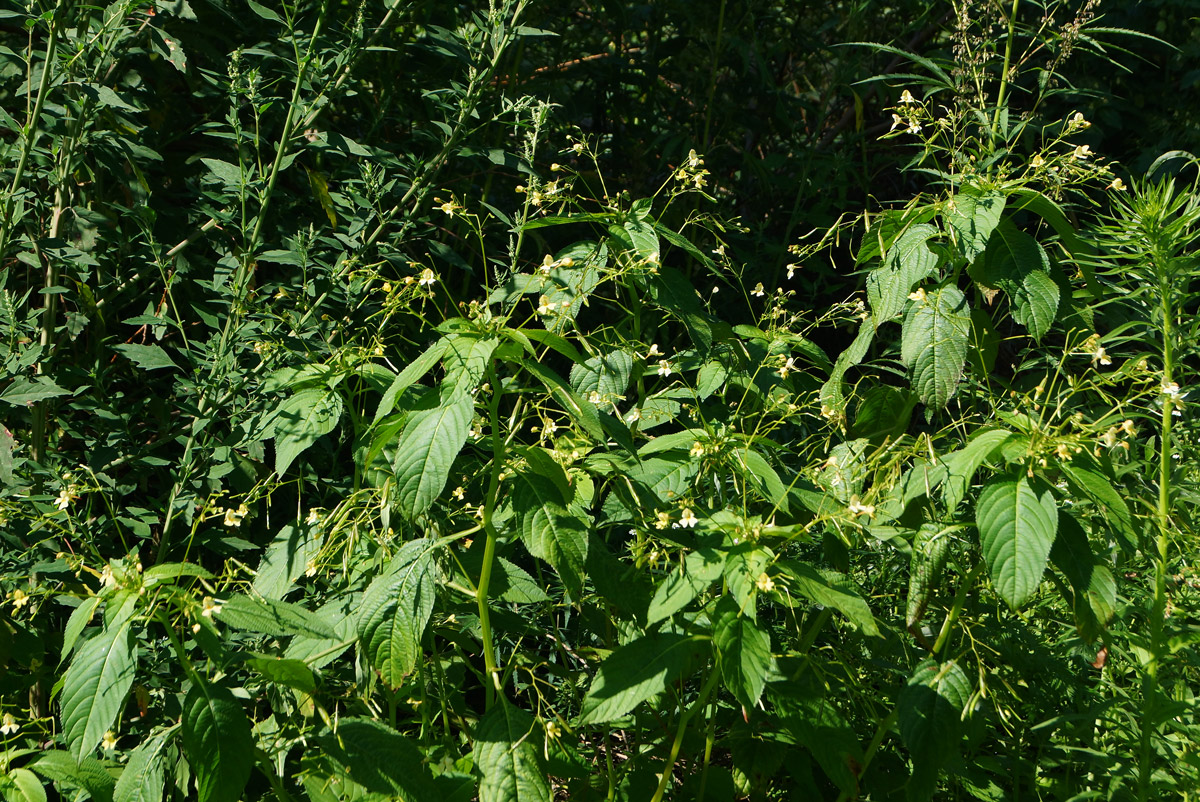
933;561;984;657
476;363;509;708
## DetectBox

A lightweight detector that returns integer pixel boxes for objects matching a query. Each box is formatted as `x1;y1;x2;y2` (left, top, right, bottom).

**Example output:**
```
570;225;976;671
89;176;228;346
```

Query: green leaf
819;316;874;412
304;166;337;227
61;620;137;759
0;377;69;406
901;284;971;408
473;700;550;802
898;659;971;801
317;718;435;801
252;523;322;600
866;223;939;322
713;596;771;709
111;343;177;371
180;680;253;802
1059;459;1136;552
391;392;473;519
944;186;1005;262
975;221;1058;341
60;597;100;664
28;751;113;802
570;350;633;399
579;633;704;724
373;337;448;423
273;388;344;476
357;539;438;686
940;428;1014;514
647;548;723;625
442;334;500;394
199;158;243;187
4;768;45;802
246;657;317;693
113;729;174;802
649;267;713;352
775;559;879;636
215;594;338;640
514;474;588;598
732;448;790;513
1050;512;1116;641
976;476;1058;608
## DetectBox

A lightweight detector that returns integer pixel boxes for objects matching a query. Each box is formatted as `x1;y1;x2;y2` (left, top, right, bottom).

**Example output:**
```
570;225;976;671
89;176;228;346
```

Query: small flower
540;254;556;274
588;391;603;404
654;511;671;530
0;714;18;736
786;263;798;280
1055;443;1071;460
627;407;641;422
451;486;466;502
550;163;562;172
755;572;775;593
1031;154;1046;168
689;441;705;458
890;113;904;132
438;199;460;216
1073;144;1092;160
644;344;662;359
223;503;248;528
778;357;797;379
55;488;78;511
200;596;222;618
907;287;927;303
677;509;699;528
847;496;875;518
1162;380;1182;398
1109;177;1126;191
418;268;438;287
1092;345;1111;366
1121;419;1136;436
102;731;118;752
305;558;319;578
1070;111;1091;129
906;120;922;135
752;282;766;297
9;589;28;611
381;281;392;293
572;142;585;155
537;295;557;315
657;360;673;377
688;149;703;168
899;89;916;104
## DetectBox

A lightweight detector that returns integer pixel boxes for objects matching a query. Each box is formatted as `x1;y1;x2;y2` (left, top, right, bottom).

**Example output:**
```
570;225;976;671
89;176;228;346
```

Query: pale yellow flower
689;441;705;458
1073;144;1092;160
899;89;916;104
102;731;118;751
677;509;699;528
1109;177;1126;191
755;572;775;593
654;511;671;530
0;714;17;736
418;268;438;287
657;360;672;377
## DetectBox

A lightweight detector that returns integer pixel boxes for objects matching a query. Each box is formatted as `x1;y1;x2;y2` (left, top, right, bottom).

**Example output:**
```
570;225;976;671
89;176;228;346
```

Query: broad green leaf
944;186;1005;262
514;474;588;598
317;718;434;801
373;337;448;423
1060;460;1136;552
391;392;473;519
712;596;771;709
181;680;253;802
215;594;338;640
28;751;112;802
514;358;606;442
819;316;874;412
246;657;317;693
442;334;500;394
199;158;243;187
723;544;774;614
906;525;953;629
141;562;214;588
0;377;68;406
1009;266;1059;342
1050;512;1116;641
898;659;971;801
61;620;137;759
901;284;970;408
866;223;938;322
273;388;344;476
252;523;322;600
775;559;879;636
112;343;177;371
474;700;550;802
113;729;174;802
579;633;704;724
4;768;45;802
732;448;790;513
570;350;633;400
975;221;1058;341
940;428;1014;514
357;539;438;686
649;267;713;352
60;597;100;664
976;476;1058;608
646;548;723;624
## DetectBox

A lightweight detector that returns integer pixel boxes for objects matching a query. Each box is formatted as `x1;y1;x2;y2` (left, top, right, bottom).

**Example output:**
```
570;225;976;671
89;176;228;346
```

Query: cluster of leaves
1;1;1199;801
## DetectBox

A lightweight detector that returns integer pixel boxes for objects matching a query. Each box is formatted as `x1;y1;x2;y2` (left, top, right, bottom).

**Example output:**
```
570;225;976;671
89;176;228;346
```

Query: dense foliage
2;1;1199;800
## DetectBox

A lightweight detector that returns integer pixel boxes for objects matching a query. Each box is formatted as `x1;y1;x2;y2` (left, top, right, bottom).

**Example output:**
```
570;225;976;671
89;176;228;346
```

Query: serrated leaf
775;559;879;636
819;317;874;412
357;539;438;686
579;633;704;724
898;659;971;801
199;158;243;187
391;392;473;519
112;343;177;371
976;221;1058;341
977;476;1058;608
61;620;137;759
647;548;723;625
60;597;100;664
317;718;434;800
732;448;790;513
373;337;448;423
474;700;550;802
113;729;174;802
28;751;112;802
252;523;322;600
901;284;970;408
570;350;633;399
945;187;1005;262
273;388;344;476
1050;512;1116;642
0;377;68;406
866;223;939;322
181;680;252;802
514;474;588;598
5;768;45;802
712;596;771;709
442;335;500;394
940;428;1014;514
215;594;338;639
1060;460;1136;551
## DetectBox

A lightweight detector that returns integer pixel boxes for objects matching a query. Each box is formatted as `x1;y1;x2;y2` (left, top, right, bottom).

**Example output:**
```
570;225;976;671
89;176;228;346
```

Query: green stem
991;0;1020;137
476;362;508;707
649;666;720;802
836;709;899;802
932;561;983;657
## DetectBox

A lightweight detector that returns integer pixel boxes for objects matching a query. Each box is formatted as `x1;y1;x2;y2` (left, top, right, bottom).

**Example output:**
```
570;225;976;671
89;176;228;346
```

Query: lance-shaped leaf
712;596;771;709
513;473;588;599
358;539;438;686
61;620;137;760
317;718;435;801
901;284;971;408
976;476;1058;608
866;223;939;322
273;388;344;476
975;221;1059;342
473;700;550;802
391;391;473;519
113;728;175;802
180;679;253;802
579;633;704;724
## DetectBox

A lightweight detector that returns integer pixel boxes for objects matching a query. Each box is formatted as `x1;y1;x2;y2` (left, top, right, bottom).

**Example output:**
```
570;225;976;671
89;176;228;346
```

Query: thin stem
991;0;1020;136
932;561;983;657
476;362;510;708
649;666;720;802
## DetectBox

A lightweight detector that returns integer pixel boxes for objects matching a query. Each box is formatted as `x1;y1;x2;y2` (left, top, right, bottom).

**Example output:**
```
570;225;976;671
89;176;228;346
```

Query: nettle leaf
866;223;938;322
570;350;633;400
975;221;1059;341
579;633;705;724
945;186;1005;262
442;334;500;394
391;391;473;519
273;388;344;476
473;700;550;802
901;284;970;408
514;474;588;598
215;594;338;640
113;729;175;802
358;539;438;686
61;619;137;759
28;751;113;802
712;595;771;709
317;718;435;801
775;559;879;636
180;680;253;802
976;476;1058;608
898;659;971;801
